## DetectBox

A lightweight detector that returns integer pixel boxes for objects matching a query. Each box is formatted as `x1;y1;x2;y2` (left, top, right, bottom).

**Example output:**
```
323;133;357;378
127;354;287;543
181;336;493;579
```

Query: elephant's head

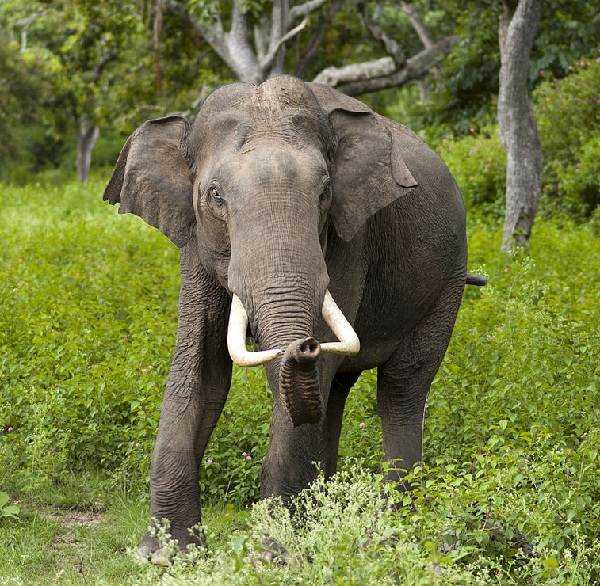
104;76;416;427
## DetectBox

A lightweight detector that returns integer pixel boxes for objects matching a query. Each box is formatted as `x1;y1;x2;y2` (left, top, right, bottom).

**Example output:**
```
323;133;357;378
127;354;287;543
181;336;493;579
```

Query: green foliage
0;29;68;179
149;464;600;583
557;136;600;215
438;129;506;214
1;0;598;183
434;59;600;217
392;0;600;136
535;59;600;162
1;179;599;583
0;492;20;520
536;59;600;215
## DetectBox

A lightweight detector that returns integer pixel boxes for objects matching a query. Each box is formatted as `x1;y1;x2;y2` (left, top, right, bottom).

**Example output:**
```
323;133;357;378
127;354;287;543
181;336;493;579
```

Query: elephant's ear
103;115;195;248
309;83;418;242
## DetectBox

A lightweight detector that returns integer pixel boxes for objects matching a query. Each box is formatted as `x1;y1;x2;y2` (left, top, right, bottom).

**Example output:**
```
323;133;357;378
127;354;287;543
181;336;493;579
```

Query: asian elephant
103;75;483;562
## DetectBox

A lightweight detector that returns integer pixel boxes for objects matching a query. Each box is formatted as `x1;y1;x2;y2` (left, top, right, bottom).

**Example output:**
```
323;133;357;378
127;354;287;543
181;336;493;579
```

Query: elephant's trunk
249;279;324;427
279;337;322;426
224;172;359;426
226;288;360;427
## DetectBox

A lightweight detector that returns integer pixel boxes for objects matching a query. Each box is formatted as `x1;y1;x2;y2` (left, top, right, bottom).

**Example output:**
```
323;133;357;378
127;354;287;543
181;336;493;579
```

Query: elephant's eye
208;185;225;206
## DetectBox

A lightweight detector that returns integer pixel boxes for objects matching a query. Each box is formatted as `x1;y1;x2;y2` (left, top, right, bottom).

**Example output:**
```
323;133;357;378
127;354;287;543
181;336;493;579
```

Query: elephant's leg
260;401;325;502
323;372;360;478
376;283;463;485
260;354;349;501
139;241;232;562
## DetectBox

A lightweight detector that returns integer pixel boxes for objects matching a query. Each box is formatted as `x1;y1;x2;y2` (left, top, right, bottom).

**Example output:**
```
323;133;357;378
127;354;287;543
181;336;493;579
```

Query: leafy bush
438;130;506;215
548;135;600;215
535;59;600;216
535;59;600;167
436;59;600;218
147;466;599;584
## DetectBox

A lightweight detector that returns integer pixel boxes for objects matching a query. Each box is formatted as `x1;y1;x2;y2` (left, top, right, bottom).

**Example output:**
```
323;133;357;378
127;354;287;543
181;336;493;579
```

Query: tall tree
498;0;543;251
160;0;456;95
2;0;147;182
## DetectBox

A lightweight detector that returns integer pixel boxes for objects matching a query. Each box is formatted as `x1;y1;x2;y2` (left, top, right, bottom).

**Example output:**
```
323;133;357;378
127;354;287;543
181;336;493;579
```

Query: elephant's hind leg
376;282;464;485
139;242;232;564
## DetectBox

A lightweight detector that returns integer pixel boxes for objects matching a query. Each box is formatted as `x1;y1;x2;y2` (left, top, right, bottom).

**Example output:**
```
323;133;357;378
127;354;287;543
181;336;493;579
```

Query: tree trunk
76;120;100;183
498;0;543;252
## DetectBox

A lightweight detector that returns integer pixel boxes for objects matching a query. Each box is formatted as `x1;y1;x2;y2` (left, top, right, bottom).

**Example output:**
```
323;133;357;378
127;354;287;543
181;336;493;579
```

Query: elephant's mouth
226;291;360;426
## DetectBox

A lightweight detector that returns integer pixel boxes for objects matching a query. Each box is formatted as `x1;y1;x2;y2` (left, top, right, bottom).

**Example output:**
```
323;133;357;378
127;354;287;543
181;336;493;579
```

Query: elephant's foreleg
139;241;232;562
323;372;359;478
376;282;463;485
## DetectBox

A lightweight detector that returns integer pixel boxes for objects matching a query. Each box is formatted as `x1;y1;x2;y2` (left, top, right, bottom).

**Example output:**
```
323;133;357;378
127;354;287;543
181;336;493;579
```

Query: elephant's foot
136;525;204;566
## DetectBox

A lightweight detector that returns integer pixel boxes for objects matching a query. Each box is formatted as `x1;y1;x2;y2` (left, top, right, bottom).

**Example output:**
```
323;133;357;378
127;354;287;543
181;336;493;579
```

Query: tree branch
360;2;405;65
289;0;325;22
163;0;261;82
268;0;289;75
400;1;440;92
231;0;249;40
253;14;270;62
313;56;396;86
400;2;434;48
327;35;458;96
295;0;343;78
162;0;228;60
225;0;261;81
92;52;116;83
262;17;309;73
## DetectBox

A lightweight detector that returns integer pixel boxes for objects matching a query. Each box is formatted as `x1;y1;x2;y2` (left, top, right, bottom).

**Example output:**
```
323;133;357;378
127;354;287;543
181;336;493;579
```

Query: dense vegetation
1;0;599;183
439;59;600;219
1;172;599;582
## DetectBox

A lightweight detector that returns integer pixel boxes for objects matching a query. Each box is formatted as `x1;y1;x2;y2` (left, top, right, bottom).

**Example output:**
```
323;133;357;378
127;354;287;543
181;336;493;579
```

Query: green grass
1;178;599;583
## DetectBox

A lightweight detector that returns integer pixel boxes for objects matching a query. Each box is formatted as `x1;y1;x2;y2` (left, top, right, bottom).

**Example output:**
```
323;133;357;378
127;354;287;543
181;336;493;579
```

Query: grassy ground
1;482;247;584
1;178;599;584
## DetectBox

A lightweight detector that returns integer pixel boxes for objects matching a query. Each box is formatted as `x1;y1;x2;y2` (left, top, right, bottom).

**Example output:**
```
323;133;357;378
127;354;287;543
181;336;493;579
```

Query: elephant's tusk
227;294;283;367
320;291;361;355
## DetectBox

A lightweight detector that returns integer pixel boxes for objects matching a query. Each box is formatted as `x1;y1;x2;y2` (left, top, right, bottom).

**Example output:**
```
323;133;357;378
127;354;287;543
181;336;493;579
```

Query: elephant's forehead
199;76;321;121
251;76;319;112
193;77;333;159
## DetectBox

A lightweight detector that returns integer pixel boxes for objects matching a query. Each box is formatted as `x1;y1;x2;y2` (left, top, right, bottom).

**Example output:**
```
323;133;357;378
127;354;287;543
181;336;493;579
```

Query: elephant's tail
466;273;488;286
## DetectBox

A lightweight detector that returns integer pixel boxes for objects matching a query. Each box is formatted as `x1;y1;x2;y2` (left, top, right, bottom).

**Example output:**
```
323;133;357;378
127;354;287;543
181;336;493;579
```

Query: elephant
103;75;484;562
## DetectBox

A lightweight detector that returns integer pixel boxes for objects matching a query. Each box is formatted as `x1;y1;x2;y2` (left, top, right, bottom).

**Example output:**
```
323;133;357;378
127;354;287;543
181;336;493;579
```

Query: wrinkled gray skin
104;76;467;559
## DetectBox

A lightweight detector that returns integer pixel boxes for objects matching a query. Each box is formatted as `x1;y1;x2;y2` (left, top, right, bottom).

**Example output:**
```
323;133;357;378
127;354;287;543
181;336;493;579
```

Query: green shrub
438;130;506;215
550;136;600;215
148;466;600;584
436;59;600;218
535;59;600;167
536;59;600;216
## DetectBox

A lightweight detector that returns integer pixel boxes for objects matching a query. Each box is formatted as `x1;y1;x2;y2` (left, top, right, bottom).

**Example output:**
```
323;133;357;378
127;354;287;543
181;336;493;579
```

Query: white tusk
227;295;283;367
320;291;361;355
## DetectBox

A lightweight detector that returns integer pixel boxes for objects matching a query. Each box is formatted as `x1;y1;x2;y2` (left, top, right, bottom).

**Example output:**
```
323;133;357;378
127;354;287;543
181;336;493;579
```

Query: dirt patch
52;531;80;548
41;508;105;527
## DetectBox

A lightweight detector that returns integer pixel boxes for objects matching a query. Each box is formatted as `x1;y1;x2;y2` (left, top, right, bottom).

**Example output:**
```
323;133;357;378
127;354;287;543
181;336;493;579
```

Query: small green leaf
1;505;20;517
